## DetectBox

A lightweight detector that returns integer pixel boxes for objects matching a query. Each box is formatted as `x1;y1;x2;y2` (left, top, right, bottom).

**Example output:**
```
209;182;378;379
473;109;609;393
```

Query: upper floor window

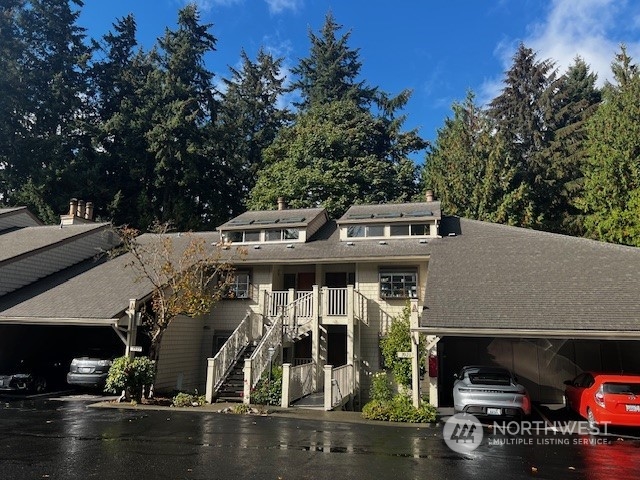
347;224;385;238
265;228;299;241
229;272;251;299
223;231;260;243
389;224;429;236
379;269;418;299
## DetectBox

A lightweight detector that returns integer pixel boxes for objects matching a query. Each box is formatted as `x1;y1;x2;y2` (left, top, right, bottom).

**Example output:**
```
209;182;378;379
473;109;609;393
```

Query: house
2;196;639;411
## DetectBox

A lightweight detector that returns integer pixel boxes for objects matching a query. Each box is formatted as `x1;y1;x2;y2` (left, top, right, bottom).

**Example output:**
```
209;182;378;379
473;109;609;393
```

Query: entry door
297;272;315;291
325;272;348;288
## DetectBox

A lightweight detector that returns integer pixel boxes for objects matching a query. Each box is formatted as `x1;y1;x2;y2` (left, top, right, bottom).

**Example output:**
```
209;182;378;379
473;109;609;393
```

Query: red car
564;372;640;428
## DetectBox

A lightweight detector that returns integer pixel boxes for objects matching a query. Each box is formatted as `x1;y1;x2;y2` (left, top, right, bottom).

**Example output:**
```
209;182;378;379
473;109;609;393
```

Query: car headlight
97;360;112;367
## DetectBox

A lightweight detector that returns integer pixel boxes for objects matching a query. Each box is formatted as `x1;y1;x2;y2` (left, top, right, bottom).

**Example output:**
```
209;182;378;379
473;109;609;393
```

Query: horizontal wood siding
356;262;428;402
155;315;205;393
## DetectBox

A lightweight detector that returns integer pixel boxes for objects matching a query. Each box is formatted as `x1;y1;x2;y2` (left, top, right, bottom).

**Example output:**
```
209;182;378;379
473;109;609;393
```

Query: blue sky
79;0;640;155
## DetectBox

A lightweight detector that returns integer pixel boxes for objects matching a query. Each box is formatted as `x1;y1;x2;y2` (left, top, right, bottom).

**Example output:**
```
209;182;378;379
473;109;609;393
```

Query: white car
453;366;531;418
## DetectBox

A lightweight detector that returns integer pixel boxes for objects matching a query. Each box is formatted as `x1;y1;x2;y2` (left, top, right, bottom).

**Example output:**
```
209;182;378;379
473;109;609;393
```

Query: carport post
410;299;420;408
125;299;138;358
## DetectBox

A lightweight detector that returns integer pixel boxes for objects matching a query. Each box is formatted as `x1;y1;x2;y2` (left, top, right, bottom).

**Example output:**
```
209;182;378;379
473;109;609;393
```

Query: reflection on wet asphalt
1;397;640;480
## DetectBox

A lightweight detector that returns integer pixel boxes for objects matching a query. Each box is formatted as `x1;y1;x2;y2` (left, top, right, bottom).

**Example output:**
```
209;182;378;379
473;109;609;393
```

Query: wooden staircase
214;344;257;403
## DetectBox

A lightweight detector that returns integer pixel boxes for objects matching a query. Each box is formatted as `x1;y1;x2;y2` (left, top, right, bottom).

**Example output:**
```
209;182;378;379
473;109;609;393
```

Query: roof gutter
413;326;640;340
0;316;119;327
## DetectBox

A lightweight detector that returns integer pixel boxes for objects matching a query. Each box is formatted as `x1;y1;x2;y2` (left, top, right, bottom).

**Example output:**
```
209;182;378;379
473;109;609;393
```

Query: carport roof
418;217;640;339
0;252;153;324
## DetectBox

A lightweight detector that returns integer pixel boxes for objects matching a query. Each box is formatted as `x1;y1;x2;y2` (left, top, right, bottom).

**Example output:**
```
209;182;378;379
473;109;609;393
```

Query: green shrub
361;394;437;423
370;371;393;402
379;304;425;387
250;366;282;405
172;391;206;407
105;356;155;401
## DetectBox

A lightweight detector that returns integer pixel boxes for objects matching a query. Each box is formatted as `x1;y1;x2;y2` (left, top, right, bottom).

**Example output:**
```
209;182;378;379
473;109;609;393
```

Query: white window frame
379;269;418;299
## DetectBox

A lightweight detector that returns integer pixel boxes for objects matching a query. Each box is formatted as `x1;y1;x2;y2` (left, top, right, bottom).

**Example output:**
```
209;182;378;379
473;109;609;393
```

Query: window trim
228;271;251;300
379;268;418;299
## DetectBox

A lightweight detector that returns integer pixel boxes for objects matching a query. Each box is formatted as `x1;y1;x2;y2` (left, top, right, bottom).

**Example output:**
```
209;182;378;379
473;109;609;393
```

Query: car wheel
586;408;598;432
34;378;47;394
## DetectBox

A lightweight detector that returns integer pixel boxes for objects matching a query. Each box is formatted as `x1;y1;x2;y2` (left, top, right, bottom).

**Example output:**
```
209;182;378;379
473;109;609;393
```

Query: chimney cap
277;197;288;210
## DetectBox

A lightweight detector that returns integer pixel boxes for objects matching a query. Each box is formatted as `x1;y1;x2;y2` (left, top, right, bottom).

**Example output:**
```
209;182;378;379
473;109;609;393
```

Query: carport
0;253;152;368
412;217;640;407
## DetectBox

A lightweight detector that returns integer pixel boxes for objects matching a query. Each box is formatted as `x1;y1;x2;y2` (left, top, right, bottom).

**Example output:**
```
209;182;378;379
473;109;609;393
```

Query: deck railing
324;364;354;410
205;312;255;403
323;287;348;316
281;362;315;406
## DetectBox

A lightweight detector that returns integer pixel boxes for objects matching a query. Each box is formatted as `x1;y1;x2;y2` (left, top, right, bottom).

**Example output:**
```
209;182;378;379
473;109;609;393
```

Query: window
389;224;429;236
347;224;385;238
223;231;260;243
379;269;418;299
230;272;250;299
265;228;299;241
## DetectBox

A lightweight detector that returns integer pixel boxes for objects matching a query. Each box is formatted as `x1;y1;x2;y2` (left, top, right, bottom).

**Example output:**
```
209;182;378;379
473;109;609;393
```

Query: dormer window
390;224;429;236
337;202;441;241
265;228;299;241
347;225;384;238
223;230;260;243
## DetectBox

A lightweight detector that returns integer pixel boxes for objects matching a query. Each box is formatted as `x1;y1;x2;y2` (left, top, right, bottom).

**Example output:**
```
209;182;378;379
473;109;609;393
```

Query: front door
297;272;315;291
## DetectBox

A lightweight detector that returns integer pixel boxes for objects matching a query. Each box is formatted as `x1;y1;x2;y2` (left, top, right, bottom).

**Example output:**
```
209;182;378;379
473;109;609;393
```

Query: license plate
487;408;502;415
625;404;640;412
79;367;92;373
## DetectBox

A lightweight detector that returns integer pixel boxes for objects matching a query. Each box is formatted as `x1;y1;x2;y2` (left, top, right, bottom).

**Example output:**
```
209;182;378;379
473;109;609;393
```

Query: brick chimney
425;190;434;202
60;198;96;226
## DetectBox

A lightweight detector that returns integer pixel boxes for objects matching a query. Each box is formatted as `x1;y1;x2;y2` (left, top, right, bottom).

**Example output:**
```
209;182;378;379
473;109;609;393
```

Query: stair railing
205;311;254;403
243;314;283;403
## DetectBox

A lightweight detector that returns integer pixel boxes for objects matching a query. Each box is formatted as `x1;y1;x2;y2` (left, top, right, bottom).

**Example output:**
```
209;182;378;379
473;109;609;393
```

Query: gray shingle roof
0;223;111;264
339;202;441;224
217;208;327;230
420;217;640;334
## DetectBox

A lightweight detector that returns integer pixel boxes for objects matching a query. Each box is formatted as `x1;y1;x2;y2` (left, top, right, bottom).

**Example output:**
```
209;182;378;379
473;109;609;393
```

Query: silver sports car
453;365;531;417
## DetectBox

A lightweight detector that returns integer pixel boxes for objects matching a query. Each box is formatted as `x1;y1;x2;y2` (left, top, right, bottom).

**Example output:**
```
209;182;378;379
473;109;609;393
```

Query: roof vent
286;244;294;249
253;245;261;249
419;239;428;244
448;232;457;237
346;241;355;246
378;240;387;245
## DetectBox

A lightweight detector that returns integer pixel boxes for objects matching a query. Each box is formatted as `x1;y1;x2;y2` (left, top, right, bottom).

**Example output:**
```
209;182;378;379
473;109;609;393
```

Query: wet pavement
1;394;640;479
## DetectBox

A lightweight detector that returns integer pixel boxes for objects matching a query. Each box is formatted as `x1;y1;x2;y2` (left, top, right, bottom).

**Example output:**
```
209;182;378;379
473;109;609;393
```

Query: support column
311;285;320;391
410;299;420;408
281;363;291;408
323;365;333;411
125;299;138;358
206;358;215;403
243;359;252;405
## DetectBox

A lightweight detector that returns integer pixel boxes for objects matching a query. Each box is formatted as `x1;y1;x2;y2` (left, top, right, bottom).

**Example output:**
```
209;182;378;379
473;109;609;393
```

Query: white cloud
511;0;640;86
480;0;640;103
180;0;243;12
264;0;303;15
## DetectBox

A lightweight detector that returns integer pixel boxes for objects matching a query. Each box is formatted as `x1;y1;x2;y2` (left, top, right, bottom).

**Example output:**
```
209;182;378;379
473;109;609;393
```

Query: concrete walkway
91;399;443;428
